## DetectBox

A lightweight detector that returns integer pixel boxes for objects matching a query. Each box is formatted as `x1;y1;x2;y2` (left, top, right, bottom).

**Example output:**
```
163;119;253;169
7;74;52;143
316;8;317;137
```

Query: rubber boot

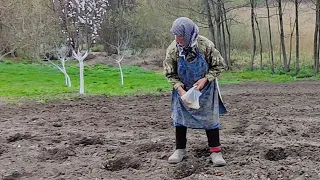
168;149;187;164
210;152;226;167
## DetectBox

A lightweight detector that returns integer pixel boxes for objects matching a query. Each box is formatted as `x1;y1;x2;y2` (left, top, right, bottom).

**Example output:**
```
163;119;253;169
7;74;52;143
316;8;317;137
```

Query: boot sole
168;155;187;164
213;162;226;167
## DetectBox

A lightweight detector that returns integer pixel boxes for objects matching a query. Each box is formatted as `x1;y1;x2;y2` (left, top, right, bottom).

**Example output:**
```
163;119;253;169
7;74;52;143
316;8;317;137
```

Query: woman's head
170;17;199;49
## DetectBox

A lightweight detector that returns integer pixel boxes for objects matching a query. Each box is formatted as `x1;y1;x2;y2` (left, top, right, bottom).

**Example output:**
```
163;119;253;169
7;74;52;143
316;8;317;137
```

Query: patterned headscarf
170;17;199;57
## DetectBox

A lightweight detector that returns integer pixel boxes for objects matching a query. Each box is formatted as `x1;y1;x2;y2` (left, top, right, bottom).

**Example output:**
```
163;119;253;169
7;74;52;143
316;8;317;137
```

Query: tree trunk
205;0;215;43
314;0;320;74
117;60;124;85
212;0;222;54
317;18;320;73
250;0;256;71
255;15;263;70
221;8;228;65
278;0;289;71
266;0;275;73
288;17;295;69
222;2;231;69
295;0;300;74
214;0;228;68
79;60;85;94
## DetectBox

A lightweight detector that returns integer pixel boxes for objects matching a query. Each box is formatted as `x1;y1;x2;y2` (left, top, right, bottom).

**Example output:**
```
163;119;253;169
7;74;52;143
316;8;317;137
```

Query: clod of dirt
135;142;169;153
168;161;202;179
104;156;141;171
264;147;287;161
7;133;32;142
52;122;63;127
38;147;76;162
51;139;61;144
193;147;211;158
0;146;7;156
73;136;104;146
2;171;27;180
232;126;246;135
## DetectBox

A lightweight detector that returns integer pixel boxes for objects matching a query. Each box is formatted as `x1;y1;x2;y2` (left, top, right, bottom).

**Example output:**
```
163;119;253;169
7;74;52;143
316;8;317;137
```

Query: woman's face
175;36;184;47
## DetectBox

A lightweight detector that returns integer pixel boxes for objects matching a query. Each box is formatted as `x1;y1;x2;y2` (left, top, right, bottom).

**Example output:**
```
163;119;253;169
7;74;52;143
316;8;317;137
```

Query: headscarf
170;17;199;58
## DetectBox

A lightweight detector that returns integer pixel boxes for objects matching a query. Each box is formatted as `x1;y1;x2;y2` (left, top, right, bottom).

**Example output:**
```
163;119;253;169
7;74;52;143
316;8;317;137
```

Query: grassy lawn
219;68;319;84
0;61;319;102
0;61;171;102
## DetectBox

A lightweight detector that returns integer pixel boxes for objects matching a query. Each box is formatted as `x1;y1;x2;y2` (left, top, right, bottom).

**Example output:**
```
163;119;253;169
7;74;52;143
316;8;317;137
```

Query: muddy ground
1;81;320;180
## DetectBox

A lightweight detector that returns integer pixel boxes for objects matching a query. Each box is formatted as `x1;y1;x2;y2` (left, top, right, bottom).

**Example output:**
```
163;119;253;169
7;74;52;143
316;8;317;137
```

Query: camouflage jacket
163;35;226;89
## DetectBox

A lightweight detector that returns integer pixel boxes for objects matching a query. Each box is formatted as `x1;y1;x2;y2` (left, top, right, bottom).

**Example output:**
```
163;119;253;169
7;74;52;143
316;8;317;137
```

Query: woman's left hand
193;77;208;91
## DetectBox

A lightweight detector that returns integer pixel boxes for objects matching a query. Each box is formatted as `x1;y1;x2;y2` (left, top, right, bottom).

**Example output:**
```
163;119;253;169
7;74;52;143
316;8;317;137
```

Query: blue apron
171;50;227;130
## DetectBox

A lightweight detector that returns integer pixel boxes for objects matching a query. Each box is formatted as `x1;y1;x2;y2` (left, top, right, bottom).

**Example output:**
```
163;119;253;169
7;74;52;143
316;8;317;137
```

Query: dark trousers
175;126;220;149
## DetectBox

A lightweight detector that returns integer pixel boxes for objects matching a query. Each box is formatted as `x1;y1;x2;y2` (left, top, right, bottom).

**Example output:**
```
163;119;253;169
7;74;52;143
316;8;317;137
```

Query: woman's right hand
177;86;186;96
178;86;192;105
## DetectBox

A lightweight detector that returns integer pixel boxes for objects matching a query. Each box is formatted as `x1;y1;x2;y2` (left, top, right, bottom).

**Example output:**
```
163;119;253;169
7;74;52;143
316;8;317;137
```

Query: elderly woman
163;17;227;166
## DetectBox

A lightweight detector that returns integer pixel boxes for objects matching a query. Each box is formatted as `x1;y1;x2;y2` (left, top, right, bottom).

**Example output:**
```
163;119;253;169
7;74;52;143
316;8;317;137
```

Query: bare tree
101;0;137;54
204;0;215;43
314;0;320;73
250;0;257;71
46;45;72;87
277;0;289;71
72;50;89;94
221;4;228;66
266;0;275;73
0;1;25;60
255;15;263;70
107;30;131;85
295;0;300;73
210;0;230;68
288;16;295;68
222;3;231;68
212;0;223;54
0;0;64;59
0;45;18;61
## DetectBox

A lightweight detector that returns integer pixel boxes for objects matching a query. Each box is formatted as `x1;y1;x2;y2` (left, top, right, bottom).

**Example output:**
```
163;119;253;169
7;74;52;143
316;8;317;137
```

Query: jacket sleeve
204;41;227;82
163;43;184;89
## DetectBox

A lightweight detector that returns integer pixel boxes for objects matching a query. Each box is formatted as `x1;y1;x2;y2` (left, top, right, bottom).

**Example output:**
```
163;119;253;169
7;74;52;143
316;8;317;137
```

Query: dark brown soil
1;81;320;180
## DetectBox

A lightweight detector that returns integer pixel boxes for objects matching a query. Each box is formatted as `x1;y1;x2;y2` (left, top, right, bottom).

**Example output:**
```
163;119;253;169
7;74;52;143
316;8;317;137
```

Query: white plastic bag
181;86;202;109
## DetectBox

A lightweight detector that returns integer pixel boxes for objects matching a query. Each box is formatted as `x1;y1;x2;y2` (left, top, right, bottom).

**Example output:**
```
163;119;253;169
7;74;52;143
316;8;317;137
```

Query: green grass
220;70;294;84
0;61;171;102
220;67;320;85
230;49;314;69
0;61;319;102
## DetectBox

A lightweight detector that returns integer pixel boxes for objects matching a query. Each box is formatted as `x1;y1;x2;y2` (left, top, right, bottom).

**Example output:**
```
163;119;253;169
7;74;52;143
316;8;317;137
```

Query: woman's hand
178;86;192;104
177;86;186;96
193;77;208;91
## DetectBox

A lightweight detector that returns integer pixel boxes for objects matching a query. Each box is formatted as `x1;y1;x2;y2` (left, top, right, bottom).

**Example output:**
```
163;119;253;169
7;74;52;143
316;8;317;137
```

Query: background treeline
0;0;319;73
